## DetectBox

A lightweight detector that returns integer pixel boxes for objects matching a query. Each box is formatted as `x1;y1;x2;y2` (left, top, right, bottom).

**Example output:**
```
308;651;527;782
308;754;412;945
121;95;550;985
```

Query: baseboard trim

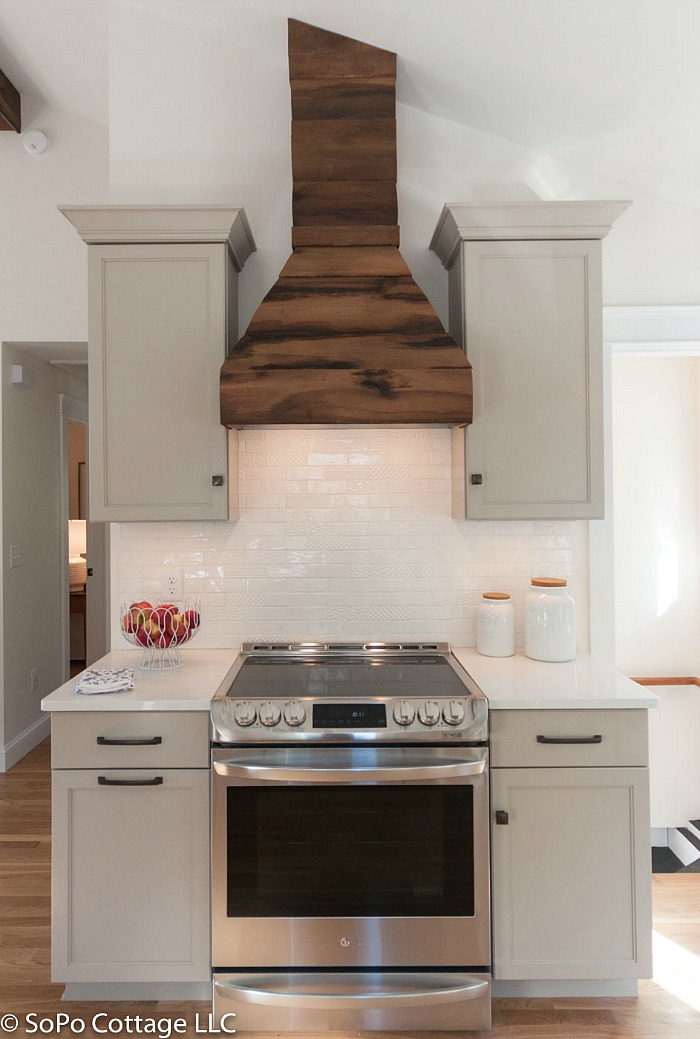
62;982;211;1001
0;714;51;772
493;979;639;998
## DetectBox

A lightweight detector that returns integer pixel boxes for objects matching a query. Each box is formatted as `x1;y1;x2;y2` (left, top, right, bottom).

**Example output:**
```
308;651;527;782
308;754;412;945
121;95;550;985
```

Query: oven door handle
213;975;489;1009
213;759;485;783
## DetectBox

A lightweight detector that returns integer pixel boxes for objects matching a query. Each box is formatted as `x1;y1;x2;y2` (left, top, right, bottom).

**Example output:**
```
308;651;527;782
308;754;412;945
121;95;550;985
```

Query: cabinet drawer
490;709;648;768
51;711;209;769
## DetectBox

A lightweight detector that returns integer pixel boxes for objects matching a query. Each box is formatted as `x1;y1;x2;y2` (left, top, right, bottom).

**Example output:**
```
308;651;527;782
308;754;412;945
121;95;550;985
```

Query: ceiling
0;0;109;125
17;342;88;380
0;0;697;214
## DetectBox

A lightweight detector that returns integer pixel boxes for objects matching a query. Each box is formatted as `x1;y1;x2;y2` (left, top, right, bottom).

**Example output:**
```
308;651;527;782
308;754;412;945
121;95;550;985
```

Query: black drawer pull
98;776;164;787
96;736;163;746
495;810;509;825
536;734;603;745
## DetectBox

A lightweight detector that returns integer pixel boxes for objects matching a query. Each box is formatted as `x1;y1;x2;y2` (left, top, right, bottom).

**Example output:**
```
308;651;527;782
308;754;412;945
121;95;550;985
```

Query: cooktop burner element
210;642;488;744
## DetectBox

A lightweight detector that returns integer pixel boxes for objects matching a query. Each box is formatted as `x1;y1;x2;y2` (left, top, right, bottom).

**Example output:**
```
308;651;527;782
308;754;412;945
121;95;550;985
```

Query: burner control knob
233;702;257;727
393;700;416;726
259;701;282;727
443;699;465;726
418;700;441;726
284;701;306;727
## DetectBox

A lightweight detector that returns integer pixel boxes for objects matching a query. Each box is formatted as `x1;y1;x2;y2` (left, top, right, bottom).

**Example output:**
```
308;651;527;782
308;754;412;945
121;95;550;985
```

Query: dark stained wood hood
220;19;473;427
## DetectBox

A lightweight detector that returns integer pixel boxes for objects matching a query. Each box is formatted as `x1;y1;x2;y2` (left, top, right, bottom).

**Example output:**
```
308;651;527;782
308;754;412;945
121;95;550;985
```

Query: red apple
128;600;153;628
137;616;162;644
183;609;200;630
152;605;177;633
122;613;137;634
171;612;188;642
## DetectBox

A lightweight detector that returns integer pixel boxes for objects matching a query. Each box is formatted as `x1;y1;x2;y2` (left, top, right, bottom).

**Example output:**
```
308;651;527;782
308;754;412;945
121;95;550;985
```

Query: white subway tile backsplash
112;429;586;650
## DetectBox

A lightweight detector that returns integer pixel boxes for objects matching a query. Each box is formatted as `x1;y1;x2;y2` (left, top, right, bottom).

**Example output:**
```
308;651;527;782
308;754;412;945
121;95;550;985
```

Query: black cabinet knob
495;810;509;825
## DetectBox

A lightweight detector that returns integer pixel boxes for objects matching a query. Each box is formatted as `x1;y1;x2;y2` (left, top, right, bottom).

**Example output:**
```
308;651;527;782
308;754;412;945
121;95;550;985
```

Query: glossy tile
114;429;582;649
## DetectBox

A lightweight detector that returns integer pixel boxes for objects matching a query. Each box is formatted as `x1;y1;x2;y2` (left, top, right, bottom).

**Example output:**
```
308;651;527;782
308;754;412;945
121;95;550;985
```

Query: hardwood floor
1;739;699;1037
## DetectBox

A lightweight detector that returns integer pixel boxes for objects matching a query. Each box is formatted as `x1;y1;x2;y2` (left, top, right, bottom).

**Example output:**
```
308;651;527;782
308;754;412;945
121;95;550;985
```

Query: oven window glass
227;785;474;917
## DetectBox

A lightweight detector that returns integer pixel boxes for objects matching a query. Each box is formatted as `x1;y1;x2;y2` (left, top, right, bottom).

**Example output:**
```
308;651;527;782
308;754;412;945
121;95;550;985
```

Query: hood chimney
220;19;472;426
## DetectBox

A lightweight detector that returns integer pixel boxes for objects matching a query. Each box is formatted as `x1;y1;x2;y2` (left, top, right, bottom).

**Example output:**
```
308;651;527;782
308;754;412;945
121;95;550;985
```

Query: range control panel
212;696;488;744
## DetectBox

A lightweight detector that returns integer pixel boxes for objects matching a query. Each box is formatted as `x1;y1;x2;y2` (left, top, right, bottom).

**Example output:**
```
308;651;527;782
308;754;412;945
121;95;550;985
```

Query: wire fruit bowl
120;599;201;669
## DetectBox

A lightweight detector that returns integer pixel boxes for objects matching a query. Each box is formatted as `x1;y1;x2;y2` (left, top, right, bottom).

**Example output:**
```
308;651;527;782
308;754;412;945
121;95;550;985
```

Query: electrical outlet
165;570;183;600
30;668;38;694
10;545;20;568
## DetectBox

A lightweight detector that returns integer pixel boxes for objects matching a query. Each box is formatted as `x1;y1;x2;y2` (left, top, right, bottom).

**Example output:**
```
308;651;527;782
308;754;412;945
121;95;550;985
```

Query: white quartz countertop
42;646;658;713
451;648;658;710
41;649;239;711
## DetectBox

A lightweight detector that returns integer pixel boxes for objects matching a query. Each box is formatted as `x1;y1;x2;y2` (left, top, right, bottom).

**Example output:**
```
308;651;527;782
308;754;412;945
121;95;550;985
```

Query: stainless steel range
210;642;491;1032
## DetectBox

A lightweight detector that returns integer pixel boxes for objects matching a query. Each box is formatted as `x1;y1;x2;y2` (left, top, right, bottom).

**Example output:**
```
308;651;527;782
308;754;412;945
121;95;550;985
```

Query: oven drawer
213;972;491;1032
490;709;648;768
51;711;209;769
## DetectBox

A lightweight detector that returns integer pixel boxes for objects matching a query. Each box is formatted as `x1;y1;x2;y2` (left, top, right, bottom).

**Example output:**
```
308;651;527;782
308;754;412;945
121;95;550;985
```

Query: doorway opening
67;419;87;676
59;392;109;682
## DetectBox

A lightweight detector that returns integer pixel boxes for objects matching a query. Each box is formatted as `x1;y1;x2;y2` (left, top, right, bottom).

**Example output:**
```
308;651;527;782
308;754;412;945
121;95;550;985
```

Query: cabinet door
52;769;210;982
491;767;651;980
87;243;232;521
456;240;603;519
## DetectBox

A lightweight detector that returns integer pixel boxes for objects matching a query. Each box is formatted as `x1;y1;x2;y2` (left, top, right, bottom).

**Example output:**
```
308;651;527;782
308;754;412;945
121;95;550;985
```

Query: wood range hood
220;19;473;427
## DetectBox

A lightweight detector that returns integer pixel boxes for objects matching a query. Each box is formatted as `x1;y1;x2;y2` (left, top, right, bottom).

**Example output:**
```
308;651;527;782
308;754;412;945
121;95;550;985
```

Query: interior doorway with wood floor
60;393;110;683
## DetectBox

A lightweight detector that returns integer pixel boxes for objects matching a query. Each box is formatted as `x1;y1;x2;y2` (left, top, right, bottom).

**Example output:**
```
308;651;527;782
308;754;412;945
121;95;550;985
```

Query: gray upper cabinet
60;206;255;522
431;202;629;520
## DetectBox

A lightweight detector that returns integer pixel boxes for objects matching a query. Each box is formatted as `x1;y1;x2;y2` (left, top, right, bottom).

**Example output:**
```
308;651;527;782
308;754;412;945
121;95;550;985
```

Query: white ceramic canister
476;592;515;657
524;578;576;662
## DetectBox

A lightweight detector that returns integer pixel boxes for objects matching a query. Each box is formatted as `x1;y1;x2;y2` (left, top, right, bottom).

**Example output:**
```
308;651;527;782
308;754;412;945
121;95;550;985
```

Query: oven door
211;744;490;970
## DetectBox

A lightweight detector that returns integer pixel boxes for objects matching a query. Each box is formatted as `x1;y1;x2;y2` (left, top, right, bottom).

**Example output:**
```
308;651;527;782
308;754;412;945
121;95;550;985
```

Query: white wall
612;356;700;675
0;104;108;341
1;346;87;764
648;683;700;827
107;0;700;335
112;428;588;651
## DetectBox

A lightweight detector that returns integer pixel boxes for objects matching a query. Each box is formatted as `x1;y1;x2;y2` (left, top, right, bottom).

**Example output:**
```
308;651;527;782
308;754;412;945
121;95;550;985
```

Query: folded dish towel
76;668;135;695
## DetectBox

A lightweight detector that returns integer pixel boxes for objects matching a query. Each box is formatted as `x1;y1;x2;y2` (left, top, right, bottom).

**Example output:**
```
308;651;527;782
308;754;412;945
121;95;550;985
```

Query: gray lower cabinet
490;710;653;982
51;713;210;985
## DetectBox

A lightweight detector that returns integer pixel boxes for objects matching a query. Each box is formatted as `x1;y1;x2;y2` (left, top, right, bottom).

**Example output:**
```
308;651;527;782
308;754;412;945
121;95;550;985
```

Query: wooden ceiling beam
0;66;21;132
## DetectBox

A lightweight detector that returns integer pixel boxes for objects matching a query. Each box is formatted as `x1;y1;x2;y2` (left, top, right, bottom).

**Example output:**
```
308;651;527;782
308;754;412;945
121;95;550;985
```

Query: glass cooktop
226;653;474;701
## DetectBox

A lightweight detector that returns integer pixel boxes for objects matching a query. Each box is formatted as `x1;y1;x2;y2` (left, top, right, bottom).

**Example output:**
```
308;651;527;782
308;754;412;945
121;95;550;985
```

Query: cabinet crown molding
430;201;631;269
59;205;256;271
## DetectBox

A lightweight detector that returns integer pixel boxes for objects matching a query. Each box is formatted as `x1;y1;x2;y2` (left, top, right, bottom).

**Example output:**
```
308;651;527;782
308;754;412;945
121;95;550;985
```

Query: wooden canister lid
531;577;567;587
483;591;511;600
